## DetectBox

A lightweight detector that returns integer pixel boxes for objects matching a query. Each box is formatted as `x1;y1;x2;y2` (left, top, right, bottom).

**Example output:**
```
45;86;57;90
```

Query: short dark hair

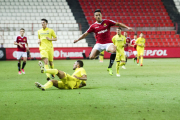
77;60;84;67
94;9;101;13
41;18;48;23
117;27;122;30
20;28;25;31
134;34;137;36
141;32;144;34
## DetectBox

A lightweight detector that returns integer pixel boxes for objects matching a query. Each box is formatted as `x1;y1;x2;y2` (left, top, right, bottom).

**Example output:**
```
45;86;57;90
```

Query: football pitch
0;58;180;120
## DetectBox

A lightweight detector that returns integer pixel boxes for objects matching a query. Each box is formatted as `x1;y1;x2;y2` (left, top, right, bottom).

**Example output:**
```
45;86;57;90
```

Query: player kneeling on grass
35;60;87;91
112;27;126;77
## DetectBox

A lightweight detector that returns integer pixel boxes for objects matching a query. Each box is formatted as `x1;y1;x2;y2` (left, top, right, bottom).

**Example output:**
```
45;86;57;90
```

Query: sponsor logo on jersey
98;29;108;34
95;27;99;29
19;39;21;41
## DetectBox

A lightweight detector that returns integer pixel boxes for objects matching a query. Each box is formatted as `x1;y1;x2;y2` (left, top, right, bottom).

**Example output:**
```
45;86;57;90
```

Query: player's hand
19;44;23;48
46;37;50;40
38;39;41;45
26;47;29;51
74;40;79;43
127;27;133;31
73;75;79;79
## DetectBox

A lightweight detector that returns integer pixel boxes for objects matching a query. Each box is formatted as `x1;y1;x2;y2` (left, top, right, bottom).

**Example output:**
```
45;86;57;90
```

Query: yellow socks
116;62;120;74
45;69;58;75
141;57;143;64
44;81;53;89
99;51;104;62
44;65;50;78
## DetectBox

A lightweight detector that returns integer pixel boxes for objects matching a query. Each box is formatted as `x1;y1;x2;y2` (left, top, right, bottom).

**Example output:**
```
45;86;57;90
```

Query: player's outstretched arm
74;32;89;43
73;75;87;81
115;22;133;31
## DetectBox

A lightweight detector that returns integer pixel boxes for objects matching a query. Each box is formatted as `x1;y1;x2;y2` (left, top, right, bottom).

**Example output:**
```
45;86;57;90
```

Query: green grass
0;59;180;120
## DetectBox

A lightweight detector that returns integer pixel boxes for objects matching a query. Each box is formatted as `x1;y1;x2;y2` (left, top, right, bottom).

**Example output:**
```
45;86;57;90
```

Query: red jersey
124;37;131;51
86;19;116;44
131;39;137;51
14;35;27;52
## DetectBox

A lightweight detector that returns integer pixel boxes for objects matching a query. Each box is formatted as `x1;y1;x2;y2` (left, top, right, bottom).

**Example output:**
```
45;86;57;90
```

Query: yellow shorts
115;53;125;61
58;73;80;89
40;48;54;61
137;48;144;56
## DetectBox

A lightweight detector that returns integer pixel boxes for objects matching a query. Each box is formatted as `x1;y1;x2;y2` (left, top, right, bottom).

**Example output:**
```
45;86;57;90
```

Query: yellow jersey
72;67;87;89
112;34;126;55
38;27;57;50
136;37;146;49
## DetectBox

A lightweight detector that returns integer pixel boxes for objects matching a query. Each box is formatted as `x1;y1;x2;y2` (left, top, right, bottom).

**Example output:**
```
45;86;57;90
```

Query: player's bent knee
89;55;95;59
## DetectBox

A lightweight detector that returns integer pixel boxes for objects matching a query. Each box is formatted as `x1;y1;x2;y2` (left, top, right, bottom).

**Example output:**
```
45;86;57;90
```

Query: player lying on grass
35;60;87;91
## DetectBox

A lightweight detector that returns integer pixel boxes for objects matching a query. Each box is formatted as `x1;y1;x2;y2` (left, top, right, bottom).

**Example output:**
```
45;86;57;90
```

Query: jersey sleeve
124;37;126;44
38;31;40;39
14;36;18;42
51;29;57;38
135;38;139;44
86;25;94;33
81;68;87;76
112;36;116;44
108;20;116;27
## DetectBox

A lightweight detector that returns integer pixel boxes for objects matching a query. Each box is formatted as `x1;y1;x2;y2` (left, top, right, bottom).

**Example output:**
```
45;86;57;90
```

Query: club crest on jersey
24;38;26;41
104;23;107;27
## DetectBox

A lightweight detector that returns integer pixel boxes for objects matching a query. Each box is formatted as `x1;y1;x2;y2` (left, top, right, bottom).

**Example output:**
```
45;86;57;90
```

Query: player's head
116;27;122;35
20;28;25;36
73;60;84;70
41;18;48;28
140;32;144;37
124;32;127;37
94;9;102;22
134;34;137;39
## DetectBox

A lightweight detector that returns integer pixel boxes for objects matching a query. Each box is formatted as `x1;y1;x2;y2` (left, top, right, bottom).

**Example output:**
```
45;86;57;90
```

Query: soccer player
38;19;57;80
123;32;131;69
135;33;146;66
74;9;133;71
99;51;104;62
130;34;138;63
14;28;29;75
35;60;87;90
112;27;126;77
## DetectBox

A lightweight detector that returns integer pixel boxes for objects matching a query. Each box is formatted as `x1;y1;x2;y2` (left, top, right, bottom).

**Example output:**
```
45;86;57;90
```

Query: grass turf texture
0;59;180;120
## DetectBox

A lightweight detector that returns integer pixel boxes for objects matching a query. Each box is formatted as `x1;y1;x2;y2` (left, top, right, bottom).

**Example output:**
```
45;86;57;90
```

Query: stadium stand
79;0;180;47
0;0;88;48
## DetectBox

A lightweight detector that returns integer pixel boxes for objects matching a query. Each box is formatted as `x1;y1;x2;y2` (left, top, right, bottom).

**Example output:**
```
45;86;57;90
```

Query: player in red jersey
74;9;132;59
122;32;131;69
130;34;138;63
14;28;29;75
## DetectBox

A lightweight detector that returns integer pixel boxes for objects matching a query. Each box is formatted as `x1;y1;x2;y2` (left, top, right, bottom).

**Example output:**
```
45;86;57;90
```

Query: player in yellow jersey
135;33;146;66
35;60;87;90
99;51;104;62
112;27;126;77
38;19;57;80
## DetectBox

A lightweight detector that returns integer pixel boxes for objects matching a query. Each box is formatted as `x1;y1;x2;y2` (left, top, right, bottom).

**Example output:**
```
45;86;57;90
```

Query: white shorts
133;51;137;56
17;52;27;60
93;43;114;52
124;51;129;57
